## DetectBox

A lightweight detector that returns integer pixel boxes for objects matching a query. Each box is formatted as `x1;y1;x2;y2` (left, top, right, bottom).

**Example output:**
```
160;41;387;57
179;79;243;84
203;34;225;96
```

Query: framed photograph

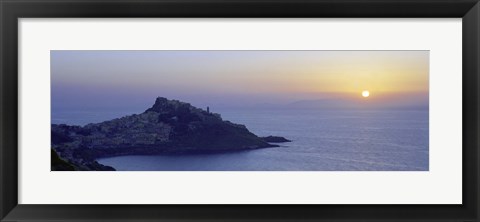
1;0;479;221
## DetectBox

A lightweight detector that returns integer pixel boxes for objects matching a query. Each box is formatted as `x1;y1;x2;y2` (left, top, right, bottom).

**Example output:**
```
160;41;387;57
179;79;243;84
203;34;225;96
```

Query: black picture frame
1;0;479;221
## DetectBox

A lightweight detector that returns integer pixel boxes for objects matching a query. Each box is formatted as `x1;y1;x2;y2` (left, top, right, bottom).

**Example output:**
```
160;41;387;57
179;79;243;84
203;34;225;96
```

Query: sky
51;50;429;112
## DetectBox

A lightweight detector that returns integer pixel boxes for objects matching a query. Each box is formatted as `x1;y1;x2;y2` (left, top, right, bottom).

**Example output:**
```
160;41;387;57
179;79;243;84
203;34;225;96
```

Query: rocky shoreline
52;97;290;171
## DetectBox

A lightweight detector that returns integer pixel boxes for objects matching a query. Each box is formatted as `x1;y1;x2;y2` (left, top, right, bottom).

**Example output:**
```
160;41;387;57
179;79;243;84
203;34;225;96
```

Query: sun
362;90;370;98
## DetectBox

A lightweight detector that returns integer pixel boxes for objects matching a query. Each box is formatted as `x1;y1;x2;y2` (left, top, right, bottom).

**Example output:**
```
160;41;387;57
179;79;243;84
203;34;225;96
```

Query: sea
53;108;429;171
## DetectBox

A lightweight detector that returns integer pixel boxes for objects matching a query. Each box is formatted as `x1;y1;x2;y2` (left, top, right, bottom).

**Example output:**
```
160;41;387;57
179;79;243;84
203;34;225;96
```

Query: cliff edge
51;97;289;170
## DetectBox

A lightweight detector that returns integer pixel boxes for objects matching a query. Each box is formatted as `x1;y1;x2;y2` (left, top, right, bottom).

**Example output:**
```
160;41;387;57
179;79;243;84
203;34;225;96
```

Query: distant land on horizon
50;50;429;171
53;95;429;112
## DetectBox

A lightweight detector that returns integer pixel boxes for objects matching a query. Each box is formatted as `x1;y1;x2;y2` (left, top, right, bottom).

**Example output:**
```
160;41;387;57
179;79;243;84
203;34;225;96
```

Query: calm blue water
54;108;429;171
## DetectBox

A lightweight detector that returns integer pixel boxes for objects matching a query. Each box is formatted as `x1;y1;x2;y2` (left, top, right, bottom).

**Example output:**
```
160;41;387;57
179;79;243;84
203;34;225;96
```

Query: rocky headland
52;97;290;171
